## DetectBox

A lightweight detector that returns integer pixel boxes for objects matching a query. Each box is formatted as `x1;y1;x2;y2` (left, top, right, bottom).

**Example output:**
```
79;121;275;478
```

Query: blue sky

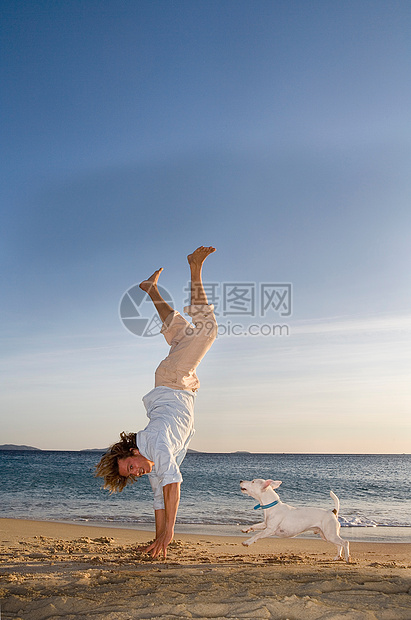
1;0;410;452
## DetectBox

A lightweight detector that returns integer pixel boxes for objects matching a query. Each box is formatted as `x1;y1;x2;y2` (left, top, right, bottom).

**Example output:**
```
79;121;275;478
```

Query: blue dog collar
254;500;279;510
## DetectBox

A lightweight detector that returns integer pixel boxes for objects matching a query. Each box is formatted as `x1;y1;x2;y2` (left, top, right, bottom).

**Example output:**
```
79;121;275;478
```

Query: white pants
154;304;217;392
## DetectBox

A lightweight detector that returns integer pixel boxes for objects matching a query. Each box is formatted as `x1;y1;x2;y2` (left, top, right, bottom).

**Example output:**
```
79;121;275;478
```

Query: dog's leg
342;539;350;563
323;519;351;562
241;522;266;534
312;528;329;542
333;541;350;562
325;532;351;562
242;529;273;546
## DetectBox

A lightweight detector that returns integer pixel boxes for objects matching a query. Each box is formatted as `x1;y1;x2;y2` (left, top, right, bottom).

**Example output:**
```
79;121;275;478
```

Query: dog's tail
330;490;340;516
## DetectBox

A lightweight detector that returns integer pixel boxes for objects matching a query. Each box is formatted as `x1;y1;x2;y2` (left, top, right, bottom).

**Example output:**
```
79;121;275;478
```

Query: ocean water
1;451;410;542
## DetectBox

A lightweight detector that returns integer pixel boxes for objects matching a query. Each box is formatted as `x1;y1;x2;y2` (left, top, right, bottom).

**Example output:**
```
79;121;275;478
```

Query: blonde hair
95;432;138;493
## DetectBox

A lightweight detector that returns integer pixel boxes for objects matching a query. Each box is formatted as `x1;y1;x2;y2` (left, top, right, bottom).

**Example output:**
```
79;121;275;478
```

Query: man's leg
141;247;217;391
154;246;217;390
187;246;216;305
139;268;173;323
139;246;216;329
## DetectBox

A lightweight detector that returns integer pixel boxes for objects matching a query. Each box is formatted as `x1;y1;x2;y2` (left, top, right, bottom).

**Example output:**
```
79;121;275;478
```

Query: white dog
240;479;350;562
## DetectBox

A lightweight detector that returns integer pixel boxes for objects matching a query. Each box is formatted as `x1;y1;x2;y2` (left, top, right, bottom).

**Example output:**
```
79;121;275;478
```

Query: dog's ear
267;480;282;489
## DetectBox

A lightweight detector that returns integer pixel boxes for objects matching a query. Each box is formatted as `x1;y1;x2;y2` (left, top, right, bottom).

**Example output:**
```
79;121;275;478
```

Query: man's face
118;449;153;478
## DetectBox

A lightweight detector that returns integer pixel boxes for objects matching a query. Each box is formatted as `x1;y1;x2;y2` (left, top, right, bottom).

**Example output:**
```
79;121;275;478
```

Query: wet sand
1;518;410;619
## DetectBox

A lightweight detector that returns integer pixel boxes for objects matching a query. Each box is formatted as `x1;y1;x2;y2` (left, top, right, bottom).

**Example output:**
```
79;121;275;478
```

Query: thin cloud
292;314;411;336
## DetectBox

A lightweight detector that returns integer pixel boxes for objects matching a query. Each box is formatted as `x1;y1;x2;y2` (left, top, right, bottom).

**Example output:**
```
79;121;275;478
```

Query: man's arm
145;482;180;558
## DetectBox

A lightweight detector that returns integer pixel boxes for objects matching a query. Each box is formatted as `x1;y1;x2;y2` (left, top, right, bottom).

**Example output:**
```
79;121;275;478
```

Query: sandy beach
0;518;410;619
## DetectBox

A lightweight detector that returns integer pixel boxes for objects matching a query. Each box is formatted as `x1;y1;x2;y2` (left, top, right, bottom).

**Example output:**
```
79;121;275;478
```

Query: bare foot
187;246;216;267
139;268;163;292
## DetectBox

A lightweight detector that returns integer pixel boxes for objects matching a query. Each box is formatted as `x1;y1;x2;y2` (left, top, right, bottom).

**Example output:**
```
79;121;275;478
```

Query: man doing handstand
95;246;217;558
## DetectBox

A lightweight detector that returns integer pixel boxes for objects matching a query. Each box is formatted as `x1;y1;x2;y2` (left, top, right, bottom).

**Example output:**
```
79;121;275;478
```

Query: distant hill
0;444;42;451
80;447;206;454
0;445;250;454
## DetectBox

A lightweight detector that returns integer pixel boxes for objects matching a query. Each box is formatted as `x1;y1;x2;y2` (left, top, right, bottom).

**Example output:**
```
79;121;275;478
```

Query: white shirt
136;386;196;510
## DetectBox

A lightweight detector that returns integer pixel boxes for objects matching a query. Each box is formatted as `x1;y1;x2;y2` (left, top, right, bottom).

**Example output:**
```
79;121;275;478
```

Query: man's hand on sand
143;530;174;559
